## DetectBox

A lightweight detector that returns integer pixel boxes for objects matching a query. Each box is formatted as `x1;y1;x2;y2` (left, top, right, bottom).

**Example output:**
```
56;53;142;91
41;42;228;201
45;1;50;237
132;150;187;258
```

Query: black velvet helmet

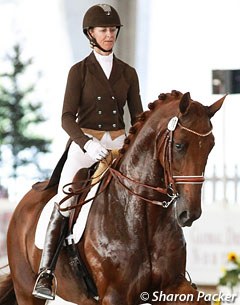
83;4;122;35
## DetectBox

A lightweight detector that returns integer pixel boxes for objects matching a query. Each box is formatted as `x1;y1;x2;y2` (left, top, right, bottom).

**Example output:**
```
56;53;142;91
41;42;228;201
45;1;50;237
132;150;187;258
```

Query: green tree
0;44;51;180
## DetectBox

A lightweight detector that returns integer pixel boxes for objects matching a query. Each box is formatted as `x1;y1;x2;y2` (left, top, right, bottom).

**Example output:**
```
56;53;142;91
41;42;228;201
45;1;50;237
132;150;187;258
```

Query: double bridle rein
109;116;212;208
59;116;213;212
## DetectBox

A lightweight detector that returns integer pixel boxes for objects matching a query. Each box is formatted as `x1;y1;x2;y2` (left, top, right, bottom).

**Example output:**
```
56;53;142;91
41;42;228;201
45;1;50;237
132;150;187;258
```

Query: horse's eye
175;143;184;151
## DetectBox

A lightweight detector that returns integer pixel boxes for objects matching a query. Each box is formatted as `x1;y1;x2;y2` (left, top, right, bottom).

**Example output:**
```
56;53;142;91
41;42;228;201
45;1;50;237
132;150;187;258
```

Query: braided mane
119;90;183;155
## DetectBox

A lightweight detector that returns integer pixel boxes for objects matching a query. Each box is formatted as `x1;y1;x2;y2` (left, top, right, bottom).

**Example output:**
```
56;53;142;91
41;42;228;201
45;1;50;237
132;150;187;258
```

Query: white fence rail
203;165;240;204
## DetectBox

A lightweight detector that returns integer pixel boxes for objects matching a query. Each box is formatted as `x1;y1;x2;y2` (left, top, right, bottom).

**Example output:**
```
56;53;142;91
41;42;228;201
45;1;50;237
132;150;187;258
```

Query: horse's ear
208;94;227;118
179;92;191;114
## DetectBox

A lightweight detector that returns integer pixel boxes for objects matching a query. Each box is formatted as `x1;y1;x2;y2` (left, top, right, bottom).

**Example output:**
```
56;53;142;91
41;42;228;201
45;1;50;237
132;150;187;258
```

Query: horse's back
9;181;56;236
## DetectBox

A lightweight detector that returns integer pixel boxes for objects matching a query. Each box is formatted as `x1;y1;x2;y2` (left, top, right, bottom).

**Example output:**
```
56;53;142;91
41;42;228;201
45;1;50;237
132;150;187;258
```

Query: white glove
84;140;109;162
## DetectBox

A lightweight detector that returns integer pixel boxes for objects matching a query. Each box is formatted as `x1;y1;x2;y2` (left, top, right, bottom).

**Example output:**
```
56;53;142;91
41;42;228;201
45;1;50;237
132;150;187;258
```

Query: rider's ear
208;94;227;118
179;92;191;114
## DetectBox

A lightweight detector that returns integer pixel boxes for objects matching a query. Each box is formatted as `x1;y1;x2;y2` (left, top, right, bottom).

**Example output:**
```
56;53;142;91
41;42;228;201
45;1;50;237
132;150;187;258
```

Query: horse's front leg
101;286;126;305
158;276;211;305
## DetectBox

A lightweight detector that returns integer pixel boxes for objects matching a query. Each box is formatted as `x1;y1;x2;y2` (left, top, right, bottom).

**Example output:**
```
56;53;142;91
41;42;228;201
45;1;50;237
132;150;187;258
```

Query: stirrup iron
32;269;57;300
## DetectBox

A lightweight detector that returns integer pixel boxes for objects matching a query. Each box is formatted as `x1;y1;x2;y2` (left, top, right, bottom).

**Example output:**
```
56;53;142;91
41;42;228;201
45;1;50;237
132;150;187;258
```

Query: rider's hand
84;140;109;162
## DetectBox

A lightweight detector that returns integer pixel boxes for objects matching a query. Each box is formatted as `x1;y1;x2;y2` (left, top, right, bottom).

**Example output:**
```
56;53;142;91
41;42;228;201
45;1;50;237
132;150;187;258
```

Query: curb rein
59;116;212;212
108;116;212;209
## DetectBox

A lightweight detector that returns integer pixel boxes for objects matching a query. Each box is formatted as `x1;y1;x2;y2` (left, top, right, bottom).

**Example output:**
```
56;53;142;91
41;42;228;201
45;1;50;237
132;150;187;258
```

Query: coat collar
86;51;124;87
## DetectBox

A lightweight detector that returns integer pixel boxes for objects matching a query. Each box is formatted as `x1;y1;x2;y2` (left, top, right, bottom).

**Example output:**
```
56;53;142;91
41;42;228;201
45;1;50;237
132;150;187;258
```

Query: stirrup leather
32;269;57;300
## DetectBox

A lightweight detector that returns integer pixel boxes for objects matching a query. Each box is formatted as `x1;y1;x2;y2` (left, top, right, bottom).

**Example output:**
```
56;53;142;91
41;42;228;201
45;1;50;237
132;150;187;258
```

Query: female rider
32;3;143;300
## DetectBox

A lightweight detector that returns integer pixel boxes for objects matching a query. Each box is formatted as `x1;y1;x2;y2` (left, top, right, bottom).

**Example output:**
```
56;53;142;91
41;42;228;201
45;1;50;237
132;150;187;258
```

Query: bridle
108;116;213;208
59;116;213;212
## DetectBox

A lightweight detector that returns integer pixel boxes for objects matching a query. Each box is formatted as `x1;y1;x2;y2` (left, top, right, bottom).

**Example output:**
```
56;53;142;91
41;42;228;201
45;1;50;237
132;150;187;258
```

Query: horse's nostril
179;211;188;222
178;211;193;227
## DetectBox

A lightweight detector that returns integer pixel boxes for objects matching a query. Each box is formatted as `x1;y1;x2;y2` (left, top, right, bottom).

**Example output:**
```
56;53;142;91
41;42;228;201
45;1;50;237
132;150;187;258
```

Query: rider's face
89;27;117;54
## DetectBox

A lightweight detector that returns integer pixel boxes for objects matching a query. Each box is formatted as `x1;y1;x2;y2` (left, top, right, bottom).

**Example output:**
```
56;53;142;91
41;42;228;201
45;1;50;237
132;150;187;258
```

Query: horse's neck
116;137;167;222
119;135;161;185
117;132;180;226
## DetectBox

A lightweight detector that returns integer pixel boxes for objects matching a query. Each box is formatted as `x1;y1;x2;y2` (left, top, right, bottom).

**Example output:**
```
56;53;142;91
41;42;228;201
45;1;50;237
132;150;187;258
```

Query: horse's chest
150;239;186;286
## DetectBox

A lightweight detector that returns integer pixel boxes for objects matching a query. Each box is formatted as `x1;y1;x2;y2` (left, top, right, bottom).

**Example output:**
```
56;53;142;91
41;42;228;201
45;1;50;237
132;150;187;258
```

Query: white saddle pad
35;182;99;249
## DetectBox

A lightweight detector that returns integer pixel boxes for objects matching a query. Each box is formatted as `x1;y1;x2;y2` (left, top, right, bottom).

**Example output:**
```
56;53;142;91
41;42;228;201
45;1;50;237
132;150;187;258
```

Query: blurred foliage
219;252;240;289
0;43;51;180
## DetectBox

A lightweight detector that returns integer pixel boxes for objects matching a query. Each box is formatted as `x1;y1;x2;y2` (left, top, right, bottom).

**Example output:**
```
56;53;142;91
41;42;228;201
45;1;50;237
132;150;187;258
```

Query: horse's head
154;90;226;227
117;90;225;228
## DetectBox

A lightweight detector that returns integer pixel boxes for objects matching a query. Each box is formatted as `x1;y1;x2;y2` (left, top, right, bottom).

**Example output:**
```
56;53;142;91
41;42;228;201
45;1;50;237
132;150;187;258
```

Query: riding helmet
83;4;122;36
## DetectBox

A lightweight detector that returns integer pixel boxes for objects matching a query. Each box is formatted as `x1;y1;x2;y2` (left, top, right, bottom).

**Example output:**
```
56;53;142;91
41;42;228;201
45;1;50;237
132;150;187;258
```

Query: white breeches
52;132;125;217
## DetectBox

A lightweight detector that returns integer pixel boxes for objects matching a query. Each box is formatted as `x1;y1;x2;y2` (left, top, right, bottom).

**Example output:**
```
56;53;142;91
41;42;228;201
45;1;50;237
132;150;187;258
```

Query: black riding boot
32;203;68;300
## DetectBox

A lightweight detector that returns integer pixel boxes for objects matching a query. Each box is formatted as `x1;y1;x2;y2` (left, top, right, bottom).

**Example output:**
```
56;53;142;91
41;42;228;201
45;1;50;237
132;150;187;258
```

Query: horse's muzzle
176;202;202;227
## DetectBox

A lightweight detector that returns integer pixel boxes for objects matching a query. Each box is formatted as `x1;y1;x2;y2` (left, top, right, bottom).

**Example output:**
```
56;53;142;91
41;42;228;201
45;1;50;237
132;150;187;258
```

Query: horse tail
0;271;18;305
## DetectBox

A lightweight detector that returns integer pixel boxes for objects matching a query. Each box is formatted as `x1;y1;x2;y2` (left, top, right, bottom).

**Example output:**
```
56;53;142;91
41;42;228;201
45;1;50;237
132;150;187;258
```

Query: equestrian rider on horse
32;4;143;300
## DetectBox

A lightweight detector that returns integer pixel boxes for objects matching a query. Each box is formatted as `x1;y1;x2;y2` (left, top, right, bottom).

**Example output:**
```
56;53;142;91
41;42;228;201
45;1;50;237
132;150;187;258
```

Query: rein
58;153;117;212
108;116;212;208
59;116;212;211
109;167;177;208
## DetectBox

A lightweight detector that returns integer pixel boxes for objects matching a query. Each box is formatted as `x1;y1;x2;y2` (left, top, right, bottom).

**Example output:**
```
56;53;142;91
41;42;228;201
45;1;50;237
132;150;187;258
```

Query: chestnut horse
0;90;226;305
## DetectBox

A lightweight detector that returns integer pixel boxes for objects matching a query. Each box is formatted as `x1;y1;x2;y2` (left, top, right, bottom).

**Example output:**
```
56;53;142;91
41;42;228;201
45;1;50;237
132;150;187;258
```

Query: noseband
109;116;212;208
162;116;212;190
